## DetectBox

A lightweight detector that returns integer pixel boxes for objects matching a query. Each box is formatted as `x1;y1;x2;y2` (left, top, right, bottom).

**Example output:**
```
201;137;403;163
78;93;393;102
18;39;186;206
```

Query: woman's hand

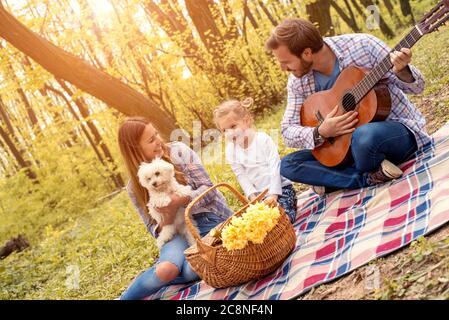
157;194;190;227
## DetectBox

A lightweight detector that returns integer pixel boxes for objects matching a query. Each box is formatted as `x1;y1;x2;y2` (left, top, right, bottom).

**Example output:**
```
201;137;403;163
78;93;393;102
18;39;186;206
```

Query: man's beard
291;58;313;78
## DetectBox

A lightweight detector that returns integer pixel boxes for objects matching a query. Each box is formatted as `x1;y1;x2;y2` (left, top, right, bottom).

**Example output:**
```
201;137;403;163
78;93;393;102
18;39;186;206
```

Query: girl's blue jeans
120;212;225;300
280;122;418;190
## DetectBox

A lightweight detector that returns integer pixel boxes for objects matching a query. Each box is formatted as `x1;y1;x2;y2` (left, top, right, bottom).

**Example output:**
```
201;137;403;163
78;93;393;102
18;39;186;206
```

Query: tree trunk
383;0;394;13
382;0;405;28
0;96;15;137
221;0;240;41
344;0;358;24
0;138;13;174
0;125;37;181
84;1;114;68
43;84;105;161
243;0;259;30
107;2;173;121
57;80;124;189
144;1;201;59
0;3;178;141
257;1;278;27
306;0;335;36
399;0;415;24
350;0;365;19
184;0;248;94
184;0;224;55
331;1;361;32
0;42;41;132
22;55;78;148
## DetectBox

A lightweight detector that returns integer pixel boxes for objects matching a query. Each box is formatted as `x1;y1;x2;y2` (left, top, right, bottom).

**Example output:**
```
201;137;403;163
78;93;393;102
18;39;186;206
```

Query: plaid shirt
281;33;430;150
126;142;233;238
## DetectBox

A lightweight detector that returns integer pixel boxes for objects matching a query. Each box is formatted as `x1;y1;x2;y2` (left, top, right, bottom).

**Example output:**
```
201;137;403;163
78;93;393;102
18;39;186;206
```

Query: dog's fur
137;158;195;249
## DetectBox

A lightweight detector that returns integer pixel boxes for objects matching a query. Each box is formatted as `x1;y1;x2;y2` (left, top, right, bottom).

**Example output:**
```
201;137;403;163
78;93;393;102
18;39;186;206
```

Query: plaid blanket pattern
144;123;449;300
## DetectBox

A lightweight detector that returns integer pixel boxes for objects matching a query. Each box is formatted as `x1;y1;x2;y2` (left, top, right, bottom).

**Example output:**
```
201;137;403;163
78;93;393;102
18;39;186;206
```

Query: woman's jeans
120;212;225;300
280;122;418;190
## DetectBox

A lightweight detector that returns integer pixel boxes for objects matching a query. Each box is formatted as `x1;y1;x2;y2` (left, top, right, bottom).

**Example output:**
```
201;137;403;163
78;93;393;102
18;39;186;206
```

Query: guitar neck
352;26;424;103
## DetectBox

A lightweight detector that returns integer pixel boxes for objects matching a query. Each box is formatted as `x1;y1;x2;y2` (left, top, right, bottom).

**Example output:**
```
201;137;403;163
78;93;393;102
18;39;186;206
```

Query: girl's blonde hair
213;97;254;130
117;117;188;217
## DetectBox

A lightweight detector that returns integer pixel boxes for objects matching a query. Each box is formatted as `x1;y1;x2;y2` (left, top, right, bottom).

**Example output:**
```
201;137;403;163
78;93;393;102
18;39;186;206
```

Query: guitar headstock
417;0;449;34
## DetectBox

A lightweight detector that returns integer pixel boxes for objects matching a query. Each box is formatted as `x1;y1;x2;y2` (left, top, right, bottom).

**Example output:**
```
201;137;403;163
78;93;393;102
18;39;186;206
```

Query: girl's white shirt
225;131;292;197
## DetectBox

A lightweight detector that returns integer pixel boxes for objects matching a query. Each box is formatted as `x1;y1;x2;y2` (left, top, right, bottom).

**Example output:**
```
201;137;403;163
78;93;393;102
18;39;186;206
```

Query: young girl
117;116;233;300
213;98;297;223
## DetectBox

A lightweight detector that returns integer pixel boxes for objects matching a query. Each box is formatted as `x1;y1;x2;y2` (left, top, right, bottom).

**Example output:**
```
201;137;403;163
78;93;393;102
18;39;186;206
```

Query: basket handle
184;182;268;242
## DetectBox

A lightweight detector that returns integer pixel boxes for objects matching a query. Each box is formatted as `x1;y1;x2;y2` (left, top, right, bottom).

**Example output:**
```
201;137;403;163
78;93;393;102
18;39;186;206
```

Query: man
265;18;430;195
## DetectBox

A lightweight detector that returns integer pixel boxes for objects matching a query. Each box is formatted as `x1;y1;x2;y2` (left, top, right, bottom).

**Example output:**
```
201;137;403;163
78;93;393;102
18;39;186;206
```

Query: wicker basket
184;183;296;288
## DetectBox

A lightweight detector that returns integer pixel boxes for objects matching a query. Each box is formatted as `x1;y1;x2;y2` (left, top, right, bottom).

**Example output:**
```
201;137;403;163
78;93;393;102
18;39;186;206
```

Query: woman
118;117;233;300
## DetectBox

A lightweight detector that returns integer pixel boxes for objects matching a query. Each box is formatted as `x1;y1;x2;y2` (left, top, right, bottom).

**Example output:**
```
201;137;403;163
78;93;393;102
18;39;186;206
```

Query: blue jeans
280;122;418;190
120;212;226;300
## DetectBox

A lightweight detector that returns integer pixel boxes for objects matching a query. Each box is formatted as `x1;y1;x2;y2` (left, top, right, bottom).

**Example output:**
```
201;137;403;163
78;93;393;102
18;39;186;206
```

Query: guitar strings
340;27;422;114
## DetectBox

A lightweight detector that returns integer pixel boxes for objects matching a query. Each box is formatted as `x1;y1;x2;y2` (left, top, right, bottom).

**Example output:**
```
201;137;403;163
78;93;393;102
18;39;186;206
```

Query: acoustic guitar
300;0;448;167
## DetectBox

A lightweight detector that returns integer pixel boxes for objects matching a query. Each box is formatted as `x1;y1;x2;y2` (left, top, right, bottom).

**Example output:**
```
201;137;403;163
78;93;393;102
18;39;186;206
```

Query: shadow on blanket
144;122;449;300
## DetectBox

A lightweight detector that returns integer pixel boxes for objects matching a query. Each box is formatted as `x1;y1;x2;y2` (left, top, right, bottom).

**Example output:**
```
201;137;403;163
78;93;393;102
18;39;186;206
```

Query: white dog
137;158;195;249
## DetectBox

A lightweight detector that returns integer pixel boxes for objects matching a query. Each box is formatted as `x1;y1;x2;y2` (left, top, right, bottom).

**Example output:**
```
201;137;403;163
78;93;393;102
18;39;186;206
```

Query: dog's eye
155;172;160;176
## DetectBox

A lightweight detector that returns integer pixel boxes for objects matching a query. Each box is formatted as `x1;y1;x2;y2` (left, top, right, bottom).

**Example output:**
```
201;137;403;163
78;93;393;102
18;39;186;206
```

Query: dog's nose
152;182;158;187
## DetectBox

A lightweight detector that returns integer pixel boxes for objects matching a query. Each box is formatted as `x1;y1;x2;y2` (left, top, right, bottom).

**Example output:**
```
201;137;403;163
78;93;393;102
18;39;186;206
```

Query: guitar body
300;66;392;167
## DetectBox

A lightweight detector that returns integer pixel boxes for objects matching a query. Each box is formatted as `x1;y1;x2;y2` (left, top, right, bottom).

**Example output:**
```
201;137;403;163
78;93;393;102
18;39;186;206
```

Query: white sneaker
311;185;326;195
367;159;403;185
380;159;403;178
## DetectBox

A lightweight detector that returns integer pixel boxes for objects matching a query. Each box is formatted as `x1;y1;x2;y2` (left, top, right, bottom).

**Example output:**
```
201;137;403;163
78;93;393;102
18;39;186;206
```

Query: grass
0;191;158;299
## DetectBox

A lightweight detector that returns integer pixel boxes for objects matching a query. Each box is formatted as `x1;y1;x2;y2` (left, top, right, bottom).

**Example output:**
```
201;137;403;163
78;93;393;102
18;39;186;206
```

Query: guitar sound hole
342;93;356;112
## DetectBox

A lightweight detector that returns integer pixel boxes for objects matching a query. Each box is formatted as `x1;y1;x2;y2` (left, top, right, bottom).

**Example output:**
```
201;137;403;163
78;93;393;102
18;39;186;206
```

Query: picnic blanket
144;122;449;300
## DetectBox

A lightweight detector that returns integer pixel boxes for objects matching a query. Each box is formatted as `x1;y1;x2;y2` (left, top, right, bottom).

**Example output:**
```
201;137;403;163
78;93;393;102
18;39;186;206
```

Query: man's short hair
265;18;324;57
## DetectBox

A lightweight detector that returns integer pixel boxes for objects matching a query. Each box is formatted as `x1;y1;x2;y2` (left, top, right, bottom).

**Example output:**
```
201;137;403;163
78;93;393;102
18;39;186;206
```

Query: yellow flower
221;224;247;250
221;202;281;250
